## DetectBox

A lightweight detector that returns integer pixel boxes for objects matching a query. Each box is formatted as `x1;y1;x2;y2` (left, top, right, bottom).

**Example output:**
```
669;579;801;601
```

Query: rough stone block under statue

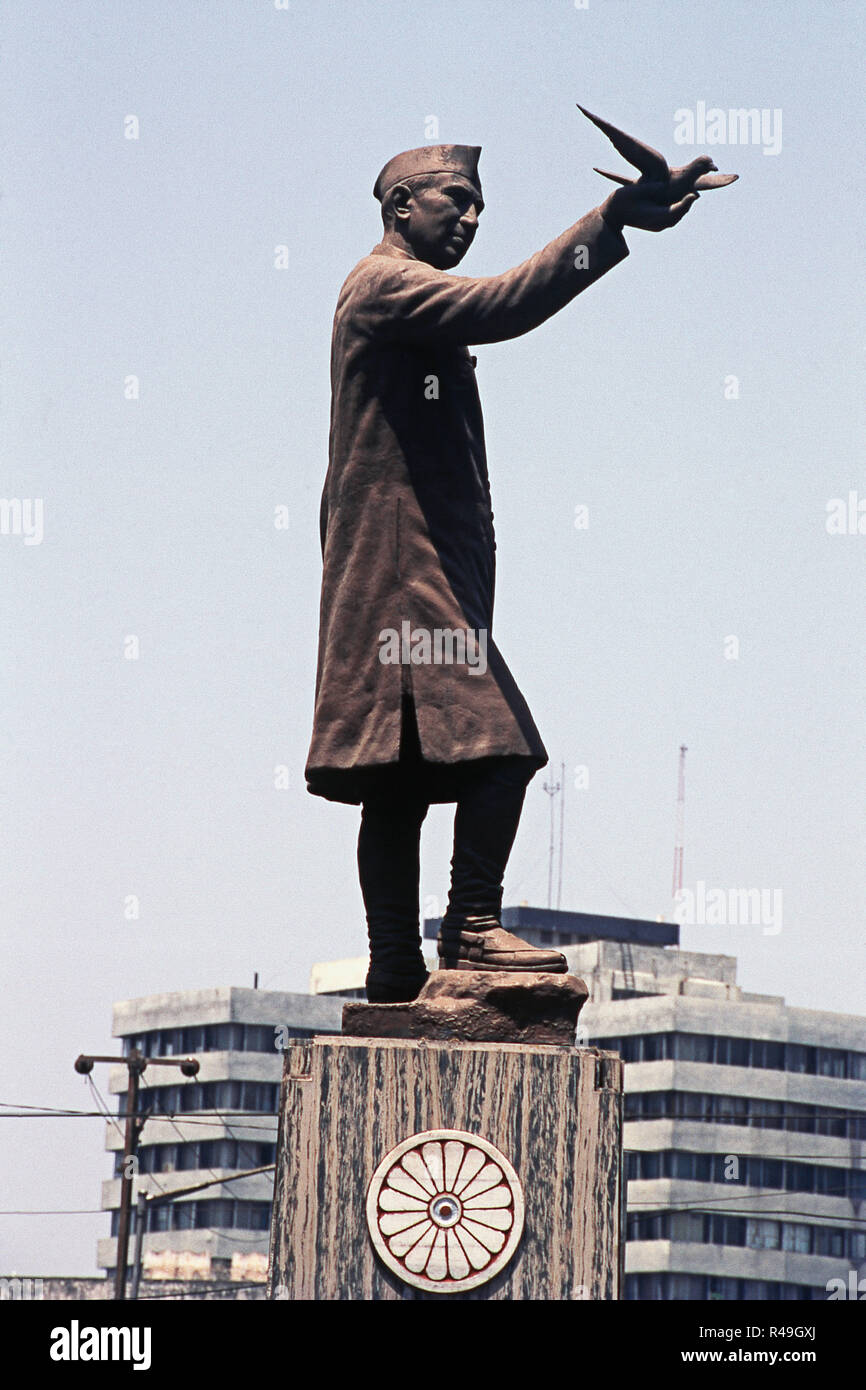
342;969;588;1044
268;1029;623;1300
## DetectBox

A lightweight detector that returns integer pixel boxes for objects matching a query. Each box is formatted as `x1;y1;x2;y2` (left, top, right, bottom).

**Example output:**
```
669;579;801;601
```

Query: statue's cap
373;145;482;201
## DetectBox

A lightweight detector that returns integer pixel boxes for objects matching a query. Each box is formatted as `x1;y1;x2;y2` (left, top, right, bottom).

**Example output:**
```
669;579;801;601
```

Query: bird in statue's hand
578;104;738;233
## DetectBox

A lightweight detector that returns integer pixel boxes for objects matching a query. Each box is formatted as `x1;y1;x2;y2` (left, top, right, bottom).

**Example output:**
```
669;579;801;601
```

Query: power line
155;1101;276;1174
0;1101;104;1113
628;1186;866;1210
4;1097;866;1138
0;1110;279;1128
0;1105;109;1117
89;1075;171;1201
0;1209;104;1216
86;1074;126;1147
627;1207;866;1225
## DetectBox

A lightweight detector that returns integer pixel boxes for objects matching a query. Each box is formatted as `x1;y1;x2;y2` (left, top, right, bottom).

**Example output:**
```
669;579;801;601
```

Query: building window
123;1080;280;1117
817;1048;847;1078
849;1052;866;1081
627;1148;859;1199
119;1021;326;1059
809;1226;840;1257
746;1219;780;1251
786;1043;813;1073
173;1203;196;1231
623;1210;861;1262
674;1035;713;1063
624;1088;864;1139
121;1140;277;1176
594;1033;866;1080
669;1212;703;1243
135;1198;273;1233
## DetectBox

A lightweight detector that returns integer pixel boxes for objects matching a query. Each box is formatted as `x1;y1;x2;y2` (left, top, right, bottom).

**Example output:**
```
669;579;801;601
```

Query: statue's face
398;174;484;268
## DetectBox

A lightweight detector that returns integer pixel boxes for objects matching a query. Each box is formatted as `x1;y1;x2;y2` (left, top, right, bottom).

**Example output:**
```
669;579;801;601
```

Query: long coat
305;207;628;803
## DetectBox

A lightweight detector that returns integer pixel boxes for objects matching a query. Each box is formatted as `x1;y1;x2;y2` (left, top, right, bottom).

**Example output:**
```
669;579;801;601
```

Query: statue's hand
601;180;699;233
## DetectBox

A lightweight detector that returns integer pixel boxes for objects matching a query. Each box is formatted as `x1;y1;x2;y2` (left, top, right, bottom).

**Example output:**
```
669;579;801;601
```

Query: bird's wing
577;105;669;180
593;167;636;187
692;172;739;189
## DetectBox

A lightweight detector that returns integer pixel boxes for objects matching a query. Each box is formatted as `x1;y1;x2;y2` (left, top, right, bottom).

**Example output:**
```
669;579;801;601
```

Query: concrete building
569;934;866;1300
99;987;342;1284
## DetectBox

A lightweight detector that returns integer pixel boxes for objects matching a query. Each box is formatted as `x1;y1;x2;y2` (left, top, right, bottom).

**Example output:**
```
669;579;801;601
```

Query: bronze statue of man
305;136;705;1003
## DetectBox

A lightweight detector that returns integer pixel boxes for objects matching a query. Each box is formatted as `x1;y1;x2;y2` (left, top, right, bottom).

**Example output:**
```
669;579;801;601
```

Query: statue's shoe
437;915;568;973
365;967;429;1004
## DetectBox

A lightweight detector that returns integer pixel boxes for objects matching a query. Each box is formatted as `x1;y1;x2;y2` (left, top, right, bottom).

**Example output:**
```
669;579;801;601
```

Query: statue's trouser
357;702;536;999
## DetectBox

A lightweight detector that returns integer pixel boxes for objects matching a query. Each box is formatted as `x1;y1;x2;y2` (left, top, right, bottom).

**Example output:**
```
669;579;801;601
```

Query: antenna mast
543;768;561;909
672;744;687;900
556;760;565;910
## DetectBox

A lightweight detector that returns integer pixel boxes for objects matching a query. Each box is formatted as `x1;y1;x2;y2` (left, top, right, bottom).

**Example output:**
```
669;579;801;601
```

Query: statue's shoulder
340;251;390;292
345;244;436;292
336;246;434;327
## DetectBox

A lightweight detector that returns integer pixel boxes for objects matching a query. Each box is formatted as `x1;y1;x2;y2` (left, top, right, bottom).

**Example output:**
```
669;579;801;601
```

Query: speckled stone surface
341;970;588;1044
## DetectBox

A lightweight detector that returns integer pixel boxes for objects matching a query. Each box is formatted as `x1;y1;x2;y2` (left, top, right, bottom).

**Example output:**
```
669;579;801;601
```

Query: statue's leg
357;790;430;1002
438;759;568;973
445;758;530;920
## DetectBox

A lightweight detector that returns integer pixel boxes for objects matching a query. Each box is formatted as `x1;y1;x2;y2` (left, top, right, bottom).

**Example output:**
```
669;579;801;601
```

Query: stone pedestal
268;1036;623;1300
342;970;588;1045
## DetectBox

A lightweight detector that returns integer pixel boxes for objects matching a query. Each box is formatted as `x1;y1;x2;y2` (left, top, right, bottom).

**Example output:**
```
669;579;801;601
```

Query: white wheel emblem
366;1129;524;1293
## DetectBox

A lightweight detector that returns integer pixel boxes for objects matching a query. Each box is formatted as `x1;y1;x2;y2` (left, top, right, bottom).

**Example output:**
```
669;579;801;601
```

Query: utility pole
130;1190;148;1302
74;1050;199;1300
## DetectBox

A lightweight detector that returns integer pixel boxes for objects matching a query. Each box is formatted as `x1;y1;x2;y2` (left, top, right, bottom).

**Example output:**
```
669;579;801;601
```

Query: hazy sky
2;0;864;1275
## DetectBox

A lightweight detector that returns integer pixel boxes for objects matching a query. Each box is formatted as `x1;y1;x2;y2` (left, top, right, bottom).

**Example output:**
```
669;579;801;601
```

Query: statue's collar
370;241;417;261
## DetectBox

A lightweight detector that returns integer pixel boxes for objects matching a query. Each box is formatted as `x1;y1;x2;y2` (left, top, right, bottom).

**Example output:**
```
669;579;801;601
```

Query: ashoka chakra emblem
366;1129;524;1293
